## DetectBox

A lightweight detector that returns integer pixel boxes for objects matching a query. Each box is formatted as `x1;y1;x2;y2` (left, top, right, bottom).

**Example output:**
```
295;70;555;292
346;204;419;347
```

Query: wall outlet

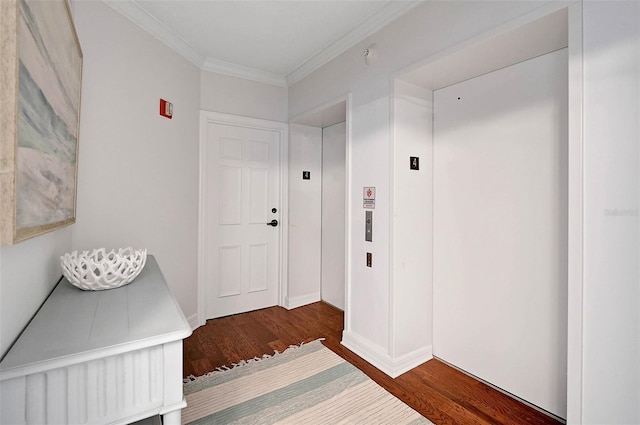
366;252;372;267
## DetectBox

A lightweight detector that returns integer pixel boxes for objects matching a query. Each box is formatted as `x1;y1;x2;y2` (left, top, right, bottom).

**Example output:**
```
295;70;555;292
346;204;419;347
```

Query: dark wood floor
183;302;561;425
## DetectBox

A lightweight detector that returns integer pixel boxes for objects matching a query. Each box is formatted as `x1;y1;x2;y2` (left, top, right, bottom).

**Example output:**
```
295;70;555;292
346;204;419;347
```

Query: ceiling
103;0;423;87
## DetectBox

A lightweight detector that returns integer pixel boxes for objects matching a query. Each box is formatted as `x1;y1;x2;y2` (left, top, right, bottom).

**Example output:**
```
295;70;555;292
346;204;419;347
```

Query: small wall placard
363;187;375;209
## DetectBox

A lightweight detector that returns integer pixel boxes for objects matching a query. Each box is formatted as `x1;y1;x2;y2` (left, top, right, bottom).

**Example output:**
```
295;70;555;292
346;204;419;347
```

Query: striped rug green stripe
182;340;432;424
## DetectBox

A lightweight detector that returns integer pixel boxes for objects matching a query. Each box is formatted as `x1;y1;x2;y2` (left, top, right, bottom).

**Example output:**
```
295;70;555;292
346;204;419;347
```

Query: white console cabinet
0;256;192;425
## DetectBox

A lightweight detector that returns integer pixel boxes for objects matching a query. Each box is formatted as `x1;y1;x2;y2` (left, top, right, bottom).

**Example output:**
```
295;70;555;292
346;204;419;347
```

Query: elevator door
433;49;568;418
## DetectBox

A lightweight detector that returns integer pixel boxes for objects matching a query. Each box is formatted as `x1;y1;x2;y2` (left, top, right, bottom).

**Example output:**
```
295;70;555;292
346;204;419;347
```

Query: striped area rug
182;339;432;424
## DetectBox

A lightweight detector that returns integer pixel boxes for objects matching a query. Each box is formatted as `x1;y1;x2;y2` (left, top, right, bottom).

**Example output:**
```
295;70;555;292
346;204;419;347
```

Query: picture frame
0;0;83;245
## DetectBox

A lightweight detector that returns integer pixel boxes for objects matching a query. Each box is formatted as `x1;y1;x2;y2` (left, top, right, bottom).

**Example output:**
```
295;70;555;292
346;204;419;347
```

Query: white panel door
204;122;280;318
433;49;568;417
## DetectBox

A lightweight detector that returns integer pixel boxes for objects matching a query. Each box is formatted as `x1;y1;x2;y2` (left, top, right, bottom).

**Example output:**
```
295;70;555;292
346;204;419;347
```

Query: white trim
284;292;321;310
342;331;432;378
285;1;423;86
566;2;584;423
187;313;201;331
388;80;396;359
390;344;433;377
342;331;393;375
202;57;287;87
102;0;205;67
197;114;208;327
197;111;289;324
200;110;288;130
102;0;421;87
344;94;353;338
280;122;290;313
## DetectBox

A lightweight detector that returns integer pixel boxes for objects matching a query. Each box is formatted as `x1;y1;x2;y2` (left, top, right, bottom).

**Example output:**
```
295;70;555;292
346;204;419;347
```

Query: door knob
266;219;278;227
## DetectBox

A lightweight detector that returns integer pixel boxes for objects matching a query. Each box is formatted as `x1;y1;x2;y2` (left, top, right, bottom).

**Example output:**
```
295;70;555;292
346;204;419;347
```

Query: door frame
197;111;289;327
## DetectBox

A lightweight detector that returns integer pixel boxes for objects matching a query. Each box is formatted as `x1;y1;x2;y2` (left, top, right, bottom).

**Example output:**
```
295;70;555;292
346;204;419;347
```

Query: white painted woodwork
565;6;584;421
0;256;192;425
202;116;282;318
102;0;420;86
321;121;346;310
581;2;640;423
432;49;568;418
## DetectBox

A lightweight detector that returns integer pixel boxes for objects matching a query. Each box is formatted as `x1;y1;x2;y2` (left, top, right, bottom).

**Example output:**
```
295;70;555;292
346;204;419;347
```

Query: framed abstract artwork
0;0;83;244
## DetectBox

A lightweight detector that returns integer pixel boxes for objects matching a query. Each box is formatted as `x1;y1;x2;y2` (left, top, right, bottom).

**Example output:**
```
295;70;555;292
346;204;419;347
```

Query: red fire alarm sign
160;99;173;119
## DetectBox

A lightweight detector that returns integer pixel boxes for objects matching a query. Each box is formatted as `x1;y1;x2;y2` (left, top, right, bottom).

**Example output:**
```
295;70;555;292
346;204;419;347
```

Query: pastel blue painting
16;0;82;231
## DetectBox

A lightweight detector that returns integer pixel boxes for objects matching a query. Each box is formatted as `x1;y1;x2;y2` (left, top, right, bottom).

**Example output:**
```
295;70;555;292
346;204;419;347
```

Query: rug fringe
183;338;325;384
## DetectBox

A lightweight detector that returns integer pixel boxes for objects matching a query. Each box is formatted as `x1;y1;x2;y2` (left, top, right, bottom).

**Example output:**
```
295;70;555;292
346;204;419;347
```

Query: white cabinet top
0;255;192;380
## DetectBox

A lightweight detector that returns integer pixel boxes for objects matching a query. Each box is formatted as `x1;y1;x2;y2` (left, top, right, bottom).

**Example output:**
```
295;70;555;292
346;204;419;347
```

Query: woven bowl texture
61;247;147;291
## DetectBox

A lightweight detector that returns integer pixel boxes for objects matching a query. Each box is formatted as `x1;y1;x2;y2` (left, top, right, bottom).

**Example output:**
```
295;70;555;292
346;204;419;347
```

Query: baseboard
187;313;201;331
342;331;432;378
390;344;433;377
341;331;392;374
284;292;321;310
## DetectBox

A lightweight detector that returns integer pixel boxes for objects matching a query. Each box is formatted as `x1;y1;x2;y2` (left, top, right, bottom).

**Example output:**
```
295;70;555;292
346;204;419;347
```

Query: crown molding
102;0;205;68
285;1;424;86
202;58;287;87
102;0;287;86
102;0;423;88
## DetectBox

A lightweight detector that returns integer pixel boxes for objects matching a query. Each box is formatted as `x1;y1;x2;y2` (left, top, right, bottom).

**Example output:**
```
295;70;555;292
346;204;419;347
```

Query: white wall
201;71;287;123
290;0;549;361
0;227;71;358
582;2;639;423
391;80;432;363
321;121;346;310
72;1;200;323
1;1;76;359
287;124;322;307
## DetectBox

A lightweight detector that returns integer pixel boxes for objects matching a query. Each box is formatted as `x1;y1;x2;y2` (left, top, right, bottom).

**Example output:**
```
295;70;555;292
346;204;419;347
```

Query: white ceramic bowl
61;248;147;291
